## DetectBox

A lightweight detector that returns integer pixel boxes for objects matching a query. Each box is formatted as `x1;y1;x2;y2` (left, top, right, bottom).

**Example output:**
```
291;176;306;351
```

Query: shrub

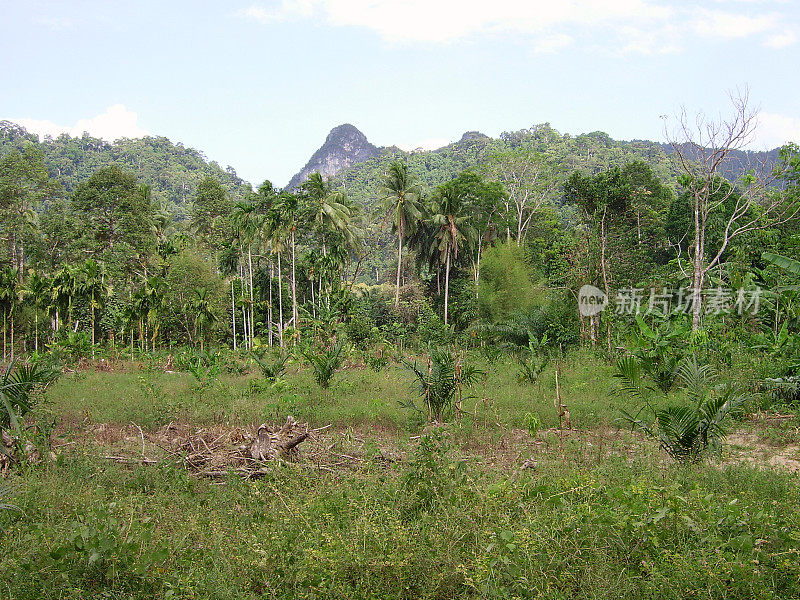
404;347;482;422
46;502;170;588
627;314;691;392
516;333;550;384
302;339;346;390
617;356;747;463
416;303;453;346
477;245;543;322
1;362;58;430
251;349;290;382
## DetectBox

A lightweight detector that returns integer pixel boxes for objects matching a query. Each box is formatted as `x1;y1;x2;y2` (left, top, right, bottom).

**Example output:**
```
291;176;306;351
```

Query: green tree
0;145;58;272
0;268;18;361
278;191;301;335
162;250;225;347
428;181;477;325
24;270;50;353
300;173;354;256
380;161;424;307
71;166;155;276
50;264;80;333
450;171;505;295
232;199;261;348
190;288;217;351
78;259;110;353
191;177;233;253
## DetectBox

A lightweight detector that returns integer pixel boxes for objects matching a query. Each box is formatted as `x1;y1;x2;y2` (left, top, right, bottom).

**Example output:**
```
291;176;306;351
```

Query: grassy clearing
1;349;799;599
45;349;623;432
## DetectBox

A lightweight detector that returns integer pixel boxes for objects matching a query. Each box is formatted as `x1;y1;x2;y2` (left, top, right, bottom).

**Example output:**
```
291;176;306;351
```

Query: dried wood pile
147;416;313;479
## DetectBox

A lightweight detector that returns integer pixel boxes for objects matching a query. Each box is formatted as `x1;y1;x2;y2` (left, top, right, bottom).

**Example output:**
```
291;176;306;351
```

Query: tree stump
248;416;309;461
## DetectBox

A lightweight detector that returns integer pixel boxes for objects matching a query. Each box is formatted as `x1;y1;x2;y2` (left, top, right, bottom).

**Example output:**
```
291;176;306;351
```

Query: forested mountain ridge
0;121;251;219
332;123;780;215
1;118;779;224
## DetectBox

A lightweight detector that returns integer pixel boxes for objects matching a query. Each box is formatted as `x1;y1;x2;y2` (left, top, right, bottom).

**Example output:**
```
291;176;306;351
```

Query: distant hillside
0;121;252;218
329;123;781;214
286;123;380;190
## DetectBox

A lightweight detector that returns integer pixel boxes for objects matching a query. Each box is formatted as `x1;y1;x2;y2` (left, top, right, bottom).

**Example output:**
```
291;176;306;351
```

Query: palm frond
613;356;653;401
676;356;716;400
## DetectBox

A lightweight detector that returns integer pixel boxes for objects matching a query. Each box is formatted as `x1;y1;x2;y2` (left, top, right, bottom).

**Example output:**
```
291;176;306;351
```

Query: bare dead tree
486;150;559;245
666;88;799;330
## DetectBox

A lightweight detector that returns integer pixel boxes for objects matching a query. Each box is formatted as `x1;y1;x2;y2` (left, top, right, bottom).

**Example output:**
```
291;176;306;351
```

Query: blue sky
2;0;799;187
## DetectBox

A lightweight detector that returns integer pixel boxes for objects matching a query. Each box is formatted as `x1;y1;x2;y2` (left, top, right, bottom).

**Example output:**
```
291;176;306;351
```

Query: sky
2;0;799;188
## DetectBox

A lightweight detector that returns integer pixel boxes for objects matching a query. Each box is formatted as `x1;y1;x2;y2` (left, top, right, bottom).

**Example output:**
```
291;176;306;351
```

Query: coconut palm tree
130;276;162;352
264;209;289;347
277;192;301;333
381;161;423;307
300;173;353;257
50;264;79;334
428;182;477;326
299;173;363;307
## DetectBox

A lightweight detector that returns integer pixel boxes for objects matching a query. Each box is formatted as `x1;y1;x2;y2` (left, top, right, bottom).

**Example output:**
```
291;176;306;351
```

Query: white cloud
764;30;797;47
533;33;574;54
617;24;680;54
237;0;314;23
12;104;148;142
751;112;800;149
396;137;450;152
238;0;672;44
237;0;799;54
692;8;778;38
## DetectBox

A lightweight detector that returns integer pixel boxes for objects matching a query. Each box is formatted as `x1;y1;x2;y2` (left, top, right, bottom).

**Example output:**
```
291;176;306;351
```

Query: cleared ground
1;353;799;599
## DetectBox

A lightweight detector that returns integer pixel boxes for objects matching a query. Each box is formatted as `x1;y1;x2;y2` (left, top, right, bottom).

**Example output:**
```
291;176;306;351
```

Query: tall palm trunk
239;262;249;350
241;303;248;350
291;228;298;333
91;302;96;358
231;280;237;351
474;232;483;298
395;230;403;307
277;252;284;347
444;249;451;326
268;262;274;347
248;245;255;345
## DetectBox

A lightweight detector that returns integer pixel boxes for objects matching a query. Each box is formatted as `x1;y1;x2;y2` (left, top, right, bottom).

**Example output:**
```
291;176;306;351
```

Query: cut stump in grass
249;415;309;461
